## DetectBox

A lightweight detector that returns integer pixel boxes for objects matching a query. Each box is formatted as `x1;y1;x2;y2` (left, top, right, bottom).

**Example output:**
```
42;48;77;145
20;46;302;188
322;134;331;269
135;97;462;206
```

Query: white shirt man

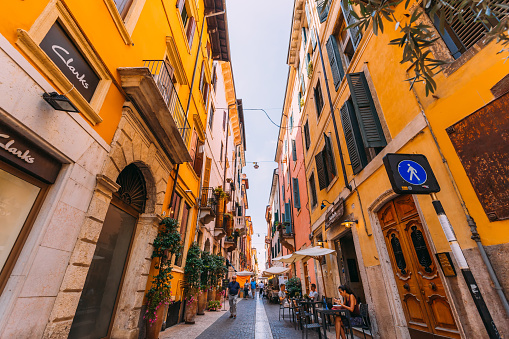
309;283;319;300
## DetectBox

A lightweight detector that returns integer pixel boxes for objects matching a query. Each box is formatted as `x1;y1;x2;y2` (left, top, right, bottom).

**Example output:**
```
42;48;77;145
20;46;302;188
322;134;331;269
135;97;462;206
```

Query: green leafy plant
321;0;509;95
144;217;183;325
211;254;227;288
307;60;313;79
207;300;222;311
286;277;303;298
184;242;204;297
300;97;305;108
213;187;226;198
201;251;213;290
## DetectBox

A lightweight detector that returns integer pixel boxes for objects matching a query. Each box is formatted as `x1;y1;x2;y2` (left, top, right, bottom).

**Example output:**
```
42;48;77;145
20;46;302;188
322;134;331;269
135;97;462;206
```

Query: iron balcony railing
143;60;190;145
200;187;217;208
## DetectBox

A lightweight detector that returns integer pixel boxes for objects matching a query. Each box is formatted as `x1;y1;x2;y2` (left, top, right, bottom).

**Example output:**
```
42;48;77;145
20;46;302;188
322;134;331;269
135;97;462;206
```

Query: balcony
199;187;217;225
278;222;294;252
118;60;192;164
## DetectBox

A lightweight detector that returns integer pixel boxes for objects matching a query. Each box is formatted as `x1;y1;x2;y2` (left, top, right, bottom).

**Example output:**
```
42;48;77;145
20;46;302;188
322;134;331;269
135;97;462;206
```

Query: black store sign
0;122;61;183
40;22;100;102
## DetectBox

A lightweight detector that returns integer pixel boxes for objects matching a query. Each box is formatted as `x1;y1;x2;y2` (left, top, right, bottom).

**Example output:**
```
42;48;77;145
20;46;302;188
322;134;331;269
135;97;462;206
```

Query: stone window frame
15;0;112;125
103;0;147;45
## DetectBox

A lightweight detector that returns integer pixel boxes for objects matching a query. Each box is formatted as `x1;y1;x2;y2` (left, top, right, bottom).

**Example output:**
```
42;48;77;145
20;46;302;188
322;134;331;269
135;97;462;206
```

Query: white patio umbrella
273;246;336;296
236;270;254;276
261;266;291;277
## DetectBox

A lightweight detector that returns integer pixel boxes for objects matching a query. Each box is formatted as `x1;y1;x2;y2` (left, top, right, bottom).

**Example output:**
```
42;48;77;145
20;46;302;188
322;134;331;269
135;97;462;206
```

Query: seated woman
332;285;363;339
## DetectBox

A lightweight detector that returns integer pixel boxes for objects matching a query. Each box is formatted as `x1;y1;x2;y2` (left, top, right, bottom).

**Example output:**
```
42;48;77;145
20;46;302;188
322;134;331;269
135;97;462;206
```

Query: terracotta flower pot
207;288;216;302
184;297;198;324
215;289;223;301
197;291;207;315
146;304;166;339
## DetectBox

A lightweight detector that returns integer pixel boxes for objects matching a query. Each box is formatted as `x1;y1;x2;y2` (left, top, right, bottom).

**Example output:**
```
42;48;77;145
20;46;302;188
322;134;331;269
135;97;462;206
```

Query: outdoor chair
299;310;322;339
279;298;291;321
358;303;372;339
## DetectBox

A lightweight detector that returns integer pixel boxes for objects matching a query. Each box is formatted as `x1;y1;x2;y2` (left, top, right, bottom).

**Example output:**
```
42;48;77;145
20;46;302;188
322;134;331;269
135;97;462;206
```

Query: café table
316;308;354;339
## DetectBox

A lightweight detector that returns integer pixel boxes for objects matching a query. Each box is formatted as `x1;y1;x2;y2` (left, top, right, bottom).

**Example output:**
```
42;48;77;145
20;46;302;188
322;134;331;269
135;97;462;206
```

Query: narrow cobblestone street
160;293;353;339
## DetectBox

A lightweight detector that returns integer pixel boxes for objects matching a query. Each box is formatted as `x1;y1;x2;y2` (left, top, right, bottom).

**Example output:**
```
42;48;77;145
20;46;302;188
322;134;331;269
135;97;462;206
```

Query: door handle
403;283;410;291
429;282;437;291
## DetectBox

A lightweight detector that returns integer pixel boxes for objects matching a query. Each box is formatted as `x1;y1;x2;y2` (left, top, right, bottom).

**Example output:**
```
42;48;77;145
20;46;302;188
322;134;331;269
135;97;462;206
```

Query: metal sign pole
430;193;500;339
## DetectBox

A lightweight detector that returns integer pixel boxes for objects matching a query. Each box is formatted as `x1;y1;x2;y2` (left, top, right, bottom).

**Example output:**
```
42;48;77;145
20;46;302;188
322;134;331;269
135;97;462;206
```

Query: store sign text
0;134;35;164
52;45;90;89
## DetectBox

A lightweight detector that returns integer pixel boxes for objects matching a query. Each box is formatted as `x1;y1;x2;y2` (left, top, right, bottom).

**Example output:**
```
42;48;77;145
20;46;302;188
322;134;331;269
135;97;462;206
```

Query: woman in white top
308;283;319;300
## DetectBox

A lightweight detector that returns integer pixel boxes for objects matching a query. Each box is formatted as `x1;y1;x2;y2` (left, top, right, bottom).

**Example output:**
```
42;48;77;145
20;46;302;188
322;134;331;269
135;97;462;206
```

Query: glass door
69;202;138;339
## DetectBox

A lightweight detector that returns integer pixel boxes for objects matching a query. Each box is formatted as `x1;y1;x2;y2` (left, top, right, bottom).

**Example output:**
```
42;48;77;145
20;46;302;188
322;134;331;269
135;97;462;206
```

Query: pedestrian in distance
250;279;256;298
227;275;240;319
258;281;264;297
243;281;250;299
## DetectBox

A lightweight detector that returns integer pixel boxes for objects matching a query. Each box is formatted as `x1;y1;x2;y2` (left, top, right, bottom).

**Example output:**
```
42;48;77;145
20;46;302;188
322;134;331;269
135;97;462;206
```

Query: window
340;72;387;174
220;142;224;163
316;0;330;23
301;74;306;95
212;65;218;92
170;192;182;219
284;139;288;156
314;80;324;117
208;106;215;133
175;203;191;266
302;27;308;45
290;114;294;130
309;172;318;207
315;134;336;190
304;121;311;151
292;178;301;209
326;35;345;90
341;2;362;49
223;110;227;131
306;53;312;78
178;0;196;47
427;2;496;59
298;91;303;112
292;139;297;161
193;139;204;177
113;0;133;18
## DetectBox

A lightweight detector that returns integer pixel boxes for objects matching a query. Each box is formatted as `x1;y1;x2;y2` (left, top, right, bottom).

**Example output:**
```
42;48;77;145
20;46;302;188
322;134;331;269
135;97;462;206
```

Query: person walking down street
243;281;250;299
250;279;257;298
258;281;264;297
227;275;240;319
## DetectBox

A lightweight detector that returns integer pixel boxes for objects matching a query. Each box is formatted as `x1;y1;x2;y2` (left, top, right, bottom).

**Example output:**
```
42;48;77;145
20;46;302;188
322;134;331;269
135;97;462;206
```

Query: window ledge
103;0;133;45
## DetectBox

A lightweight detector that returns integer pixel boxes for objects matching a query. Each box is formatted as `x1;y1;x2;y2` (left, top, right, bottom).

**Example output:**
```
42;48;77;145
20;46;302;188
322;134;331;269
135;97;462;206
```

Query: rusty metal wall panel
446;92;509;221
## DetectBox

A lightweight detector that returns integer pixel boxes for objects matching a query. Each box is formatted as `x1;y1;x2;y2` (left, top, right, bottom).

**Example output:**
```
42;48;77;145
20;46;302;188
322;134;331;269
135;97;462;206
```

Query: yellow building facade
290;0;509;338
0;0;229;337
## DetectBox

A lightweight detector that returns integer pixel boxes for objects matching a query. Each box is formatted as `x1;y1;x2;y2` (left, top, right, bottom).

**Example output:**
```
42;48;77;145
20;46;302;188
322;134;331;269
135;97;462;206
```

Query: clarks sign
0;122;61;184
40;22;100;102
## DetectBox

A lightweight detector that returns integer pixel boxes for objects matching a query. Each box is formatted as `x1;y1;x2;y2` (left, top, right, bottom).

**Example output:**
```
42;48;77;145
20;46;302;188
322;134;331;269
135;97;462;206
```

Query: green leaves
184;242;204;296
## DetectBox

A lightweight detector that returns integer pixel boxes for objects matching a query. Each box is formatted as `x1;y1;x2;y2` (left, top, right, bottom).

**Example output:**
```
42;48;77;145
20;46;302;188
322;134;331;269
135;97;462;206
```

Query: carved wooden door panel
379;195;459;338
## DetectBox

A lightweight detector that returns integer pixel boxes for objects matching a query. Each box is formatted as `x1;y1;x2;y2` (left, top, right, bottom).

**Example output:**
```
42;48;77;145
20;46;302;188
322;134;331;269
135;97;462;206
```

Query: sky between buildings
226;0;294;271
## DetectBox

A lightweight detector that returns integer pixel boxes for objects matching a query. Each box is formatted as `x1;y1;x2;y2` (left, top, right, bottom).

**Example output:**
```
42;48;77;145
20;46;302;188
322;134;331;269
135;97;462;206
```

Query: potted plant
184;242;203;324
285;277;302;298
207;300;221;311
144;217;182;339
198;251;212;315
213;187;226;198
307;60;313;79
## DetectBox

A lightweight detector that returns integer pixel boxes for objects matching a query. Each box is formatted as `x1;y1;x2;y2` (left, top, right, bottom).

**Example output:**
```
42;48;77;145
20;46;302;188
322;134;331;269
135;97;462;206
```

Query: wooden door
378;195;459;339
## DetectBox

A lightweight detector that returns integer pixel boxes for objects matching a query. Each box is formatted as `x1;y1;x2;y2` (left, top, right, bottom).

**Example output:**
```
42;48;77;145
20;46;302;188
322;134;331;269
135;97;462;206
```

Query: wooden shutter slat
346;72;387;148
324;134;336;177
304;121;311;150
326;35;345;90
309;173;318;207
292;178;301;209
341;2;361;48
317;0;330;23
194;140;204;177
187;17;196;46
340;101;367;174
315;151;328;190
177;0;185;11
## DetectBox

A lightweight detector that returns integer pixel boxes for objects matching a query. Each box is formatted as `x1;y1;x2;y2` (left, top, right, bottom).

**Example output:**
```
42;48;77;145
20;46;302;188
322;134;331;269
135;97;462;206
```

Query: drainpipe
169;9;225;208
409;85;509;317
314;29;351;191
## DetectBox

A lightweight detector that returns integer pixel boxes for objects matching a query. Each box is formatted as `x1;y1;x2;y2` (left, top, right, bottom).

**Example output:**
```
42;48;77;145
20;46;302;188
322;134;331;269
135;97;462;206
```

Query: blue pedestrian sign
383;154;440;194
398;160;427;185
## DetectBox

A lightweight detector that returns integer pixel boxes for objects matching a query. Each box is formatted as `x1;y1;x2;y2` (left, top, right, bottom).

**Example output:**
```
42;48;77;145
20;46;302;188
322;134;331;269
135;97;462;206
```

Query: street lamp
42;92;79;113
320;199;334;210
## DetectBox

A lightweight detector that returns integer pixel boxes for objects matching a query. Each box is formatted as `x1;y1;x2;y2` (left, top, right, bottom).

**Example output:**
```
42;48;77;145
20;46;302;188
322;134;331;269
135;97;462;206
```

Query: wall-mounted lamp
320;199;334;210
316;239;328;247
341;219;358;228
43;92;80;113
253;162;259;169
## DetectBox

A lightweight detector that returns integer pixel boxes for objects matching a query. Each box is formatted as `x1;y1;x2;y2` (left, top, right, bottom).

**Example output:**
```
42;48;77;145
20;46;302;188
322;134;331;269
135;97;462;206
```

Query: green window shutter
284;202;291;222
274;211;279;223
304;121;311;150
346;72;387;148
324;133;337;177
340;100;368;174
309;173;318;207
325;35;344;89
298;91;302;112
292;139;297;161
292;178;301;209
316;0;330;23
315;151;328;190
282;184;285;201
341;2;362;48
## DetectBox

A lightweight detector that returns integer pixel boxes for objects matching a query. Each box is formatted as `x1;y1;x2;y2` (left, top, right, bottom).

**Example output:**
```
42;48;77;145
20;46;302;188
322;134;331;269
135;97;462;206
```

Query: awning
261;266;291;277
